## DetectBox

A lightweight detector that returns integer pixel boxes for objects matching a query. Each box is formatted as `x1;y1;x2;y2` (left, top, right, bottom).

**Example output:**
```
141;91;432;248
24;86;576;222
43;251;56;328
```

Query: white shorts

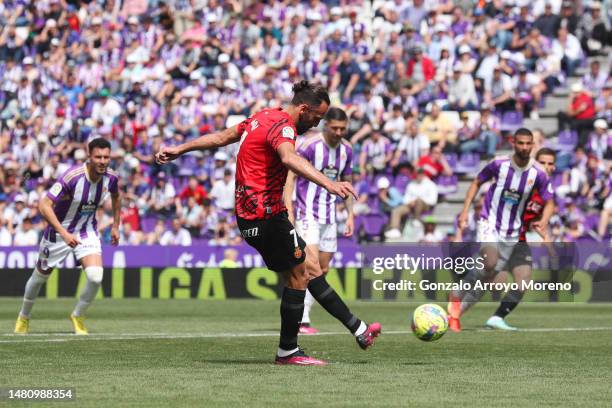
37;235;102;271
476;219;523;272
295;217;337;253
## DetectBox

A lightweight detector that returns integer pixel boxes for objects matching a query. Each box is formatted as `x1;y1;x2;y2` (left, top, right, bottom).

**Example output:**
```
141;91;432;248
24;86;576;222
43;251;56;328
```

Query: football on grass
411;304;449;342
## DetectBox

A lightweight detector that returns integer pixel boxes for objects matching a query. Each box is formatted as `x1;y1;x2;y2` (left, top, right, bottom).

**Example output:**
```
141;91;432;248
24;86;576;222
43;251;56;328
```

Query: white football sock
354;321;367;337
277;347;300;358
301;289;315;324
72;280;101;317
20;269;49;318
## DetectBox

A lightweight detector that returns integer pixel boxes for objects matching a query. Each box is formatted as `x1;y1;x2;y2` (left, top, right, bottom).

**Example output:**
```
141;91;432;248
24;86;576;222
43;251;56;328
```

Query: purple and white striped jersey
295;134;353;224
43;164;119;242
478;156;553;241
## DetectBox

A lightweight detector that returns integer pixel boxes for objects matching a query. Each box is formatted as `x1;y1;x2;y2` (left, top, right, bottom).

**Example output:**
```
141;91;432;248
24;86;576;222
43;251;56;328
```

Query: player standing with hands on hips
156;81;381;366
14;138;121;335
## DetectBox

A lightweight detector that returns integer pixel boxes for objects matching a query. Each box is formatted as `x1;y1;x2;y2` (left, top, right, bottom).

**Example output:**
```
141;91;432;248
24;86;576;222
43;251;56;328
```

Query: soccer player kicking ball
284;107;354;335
449;128;554;331
157;81;381;366
14;138;121;335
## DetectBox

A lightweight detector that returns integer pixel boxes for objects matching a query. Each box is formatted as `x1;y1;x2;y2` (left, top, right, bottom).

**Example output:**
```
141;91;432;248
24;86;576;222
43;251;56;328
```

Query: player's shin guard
494;289;524;318
307;275;364;335
73;266;103;317
19;269;50;318
278;287;305;356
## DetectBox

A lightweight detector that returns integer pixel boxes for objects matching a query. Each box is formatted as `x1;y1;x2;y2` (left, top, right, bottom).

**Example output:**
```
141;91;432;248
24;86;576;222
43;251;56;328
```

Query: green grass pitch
1;299;611;407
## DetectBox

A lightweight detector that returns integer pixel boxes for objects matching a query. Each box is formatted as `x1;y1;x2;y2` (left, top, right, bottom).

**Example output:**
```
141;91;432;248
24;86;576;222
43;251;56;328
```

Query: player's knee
34;268;51;281
84;266;104;284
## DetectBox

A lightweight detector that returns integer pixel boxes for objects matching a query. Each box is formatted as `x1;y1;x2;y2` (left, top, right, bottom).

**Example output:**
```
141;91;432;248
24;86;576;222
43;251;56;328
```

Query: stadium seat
500;111;524;132
393;174;411;192
455;153;480;174
362;213;388;239
437;175;458;195
556;130;578;151
444;153;458;171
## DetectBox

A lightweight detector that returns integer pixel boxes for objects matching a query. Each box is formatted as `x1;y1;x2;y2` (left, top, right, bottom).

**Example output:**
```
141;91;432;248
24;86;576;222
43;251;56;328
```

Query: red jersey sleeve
266;122;297;151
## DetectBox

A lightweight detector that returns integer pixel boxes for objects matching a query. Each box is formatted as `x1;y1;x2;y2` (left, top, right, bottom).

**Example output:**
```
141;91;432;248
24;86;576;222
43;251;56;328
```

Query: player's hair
88;137;111;153
325;107;348;122
291;80;330;107
513;128;533;139
536;147;556;160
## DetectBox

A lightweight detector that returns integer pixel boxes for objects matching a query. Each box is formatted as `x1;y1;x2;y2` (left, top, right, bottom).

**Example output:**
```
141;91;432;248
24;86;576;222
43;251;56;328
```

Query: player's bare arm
39;193;80;248
277;143;357;200
155;125;240;164
458;178;482;230
342;175;355;237
532;199;554;237
110;192;121;246
283;170;297;225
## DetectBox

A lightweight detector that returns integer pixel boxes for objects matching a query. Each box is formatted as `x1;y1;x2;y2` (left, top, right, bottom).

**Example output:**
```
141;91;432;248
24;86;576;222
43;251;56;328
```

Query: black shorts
237;212;306;273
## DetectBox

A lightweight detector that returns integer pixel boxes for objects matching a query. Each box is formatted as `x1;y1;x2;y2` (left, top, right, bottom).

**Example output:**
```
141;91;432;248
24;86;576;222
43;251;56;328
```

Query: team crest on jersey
282;126;295;140
294;247;303;259
251;120;259;130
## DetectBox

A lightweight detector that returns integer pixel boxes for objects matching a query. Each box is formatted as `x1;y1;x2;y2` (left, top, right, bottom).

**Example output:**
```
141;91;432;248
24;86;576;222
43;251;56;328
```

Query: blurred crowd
0;0;610;247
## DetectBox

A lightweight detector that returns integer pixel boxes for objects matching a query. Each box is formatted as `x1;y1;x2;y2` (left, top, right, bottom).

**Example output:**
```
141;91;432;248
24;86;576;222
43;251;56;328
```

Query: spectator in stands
384;167;438;239
13;217;37;246
588;119;611;160
416;145;453;180
382;104;406;143
419;102;457;150
582;60;609;95
579;1;610;56
552;26;583;77
219;249;240;268
472;105;500;159
160;218;192;246
120;222;145;245
557;82;596;146
329;49;364;101
417;216;444;243
146;172;176;219
513;66;546;119
181;196;204;238
359;131;392;177
485;65;515;113
446;65;478;111
0;196;11;246
178;176;208;207
210;169;235;212
534;2;560;39
377;176;403;213
406;45;435;96
392;120;430;169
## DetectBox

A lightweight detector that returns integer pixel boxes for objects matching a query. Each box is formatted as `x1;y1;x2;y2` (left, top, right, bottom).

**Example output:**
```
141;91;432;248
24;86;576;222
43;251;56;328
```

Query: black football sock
494;290;524;318
278;287;305;353
308;275;362;334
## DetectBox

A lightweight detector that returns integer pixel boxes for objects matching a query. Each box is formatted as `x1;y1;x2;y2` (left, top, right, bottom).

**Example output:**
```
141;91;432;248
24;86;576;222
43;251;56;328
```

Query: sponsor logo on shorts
241;227;259;238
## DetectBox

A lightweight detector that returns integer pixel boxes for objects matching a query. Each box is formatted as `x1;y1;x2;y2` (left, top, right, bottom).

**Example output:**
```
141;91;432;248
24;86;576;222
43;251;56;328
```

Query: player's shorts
477;219;532;272
237;212;306;273
295;217;337;253
37;235;102;271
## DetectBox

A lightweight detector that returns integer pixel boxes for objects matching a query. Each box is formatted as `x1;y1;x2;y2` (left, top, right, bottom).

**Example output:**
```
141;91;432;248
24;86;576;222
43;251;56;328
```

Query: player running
449;128;554;332
283;107;354;335
14;138;121;335
156;81;381;366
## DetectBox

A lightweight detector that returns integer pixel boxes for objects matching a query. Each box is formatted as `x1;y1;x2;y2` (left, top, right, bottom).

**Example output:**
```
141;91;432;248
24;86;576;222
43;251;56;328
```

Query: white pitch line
1;327;612;344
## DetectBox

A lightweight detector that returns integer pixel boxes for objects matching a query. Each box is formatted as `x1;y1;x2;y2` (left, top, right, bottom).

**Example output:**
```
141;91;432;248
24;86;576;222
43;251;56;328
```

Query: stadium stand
0;0;610;246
